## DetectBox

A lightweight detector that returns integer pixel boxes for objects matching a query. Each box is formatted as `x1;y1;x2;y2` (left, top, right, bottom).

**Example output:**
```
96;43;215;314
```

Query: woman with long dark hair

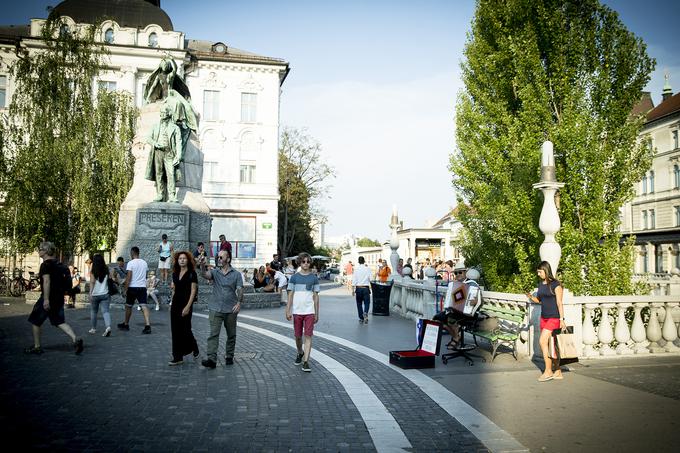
88;254;112;337
526;261;566;381
168;251;199;365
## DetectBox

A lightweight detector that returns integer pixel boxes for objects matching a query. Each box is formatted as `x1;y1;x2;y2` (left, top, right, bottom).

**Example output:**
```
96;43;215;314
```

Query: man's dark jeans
355;287;371;320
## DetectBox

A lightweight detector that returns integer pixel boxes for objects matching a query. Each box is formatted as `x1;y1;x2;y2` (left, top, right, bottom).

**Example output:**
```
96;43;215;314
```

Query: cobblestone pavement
0;297;491;452
2;288;679;453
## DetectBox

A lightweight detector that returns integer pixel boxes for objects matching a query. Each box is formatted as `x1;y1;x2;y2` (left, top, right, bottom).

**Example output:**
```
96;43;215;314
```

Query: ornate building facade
0;0;289;267
621;78;680;283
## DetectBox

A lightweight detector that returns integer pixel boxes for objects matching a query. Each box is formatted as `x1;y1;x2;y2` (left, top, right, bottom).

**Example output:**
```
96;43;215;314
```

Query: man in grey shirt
197;249;243;368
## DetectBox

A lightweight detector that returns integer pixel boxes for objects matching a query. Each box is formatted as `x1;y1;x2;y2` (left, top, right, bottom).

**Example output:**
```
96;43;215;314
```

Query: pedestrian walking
88;254;112;337
168;251;199;365
117;246;152;334
197;249;243;368
158;233;173;285
25;241;83;355
352;256;372;324
285;252;320;372
65;265;81;308
526;261;566;382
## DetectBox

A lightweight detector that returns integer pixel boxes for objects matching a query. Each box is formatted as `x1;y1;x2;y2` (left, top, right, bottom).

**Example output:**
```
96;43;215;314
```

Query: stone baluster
631;303;650;354
662;302;679;352
598;304;616;355
614;304;633;355
582;304;599;357
646;303;664;352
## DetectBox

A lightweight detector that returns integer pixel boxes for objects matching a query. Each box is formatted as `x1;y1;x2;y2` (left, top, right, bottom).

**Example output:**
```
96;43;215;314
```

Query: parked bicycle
0;267;11;296
10;267;40;297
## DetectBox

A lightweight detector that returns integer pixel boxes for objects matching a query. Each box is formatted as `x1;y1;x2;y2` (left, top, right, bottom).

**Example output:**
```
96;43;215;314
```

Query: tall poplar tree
451;0;655;295
0;17;137;257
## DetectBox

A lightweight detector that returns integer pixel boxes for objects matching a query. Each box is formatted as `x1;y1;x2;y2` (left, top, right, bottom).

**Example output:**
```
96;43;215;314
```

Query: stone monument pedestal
115;103;211;266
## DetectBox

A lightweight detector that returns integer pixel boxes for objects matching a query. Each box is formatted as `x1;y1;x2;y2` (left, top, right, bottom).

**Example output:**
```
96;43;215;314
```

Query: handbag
549;326;578;360
107;277;119;296
159;256;167;262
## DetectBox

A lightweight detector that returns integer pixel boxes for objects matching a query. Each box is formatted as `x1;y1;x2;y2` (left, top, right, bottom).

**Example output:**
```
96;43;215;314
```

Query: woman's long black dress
171;270;199;361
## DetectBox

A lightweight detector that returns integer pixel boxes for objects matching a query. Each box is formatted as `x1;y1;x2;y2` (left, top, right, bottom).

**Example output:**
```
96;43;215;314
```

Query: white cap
465;269;480;281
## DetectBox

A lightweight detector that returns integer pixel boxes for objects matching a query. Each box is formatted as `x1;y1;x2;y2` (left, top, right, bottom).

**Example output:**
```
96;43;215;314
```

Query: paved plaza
1;283;679;452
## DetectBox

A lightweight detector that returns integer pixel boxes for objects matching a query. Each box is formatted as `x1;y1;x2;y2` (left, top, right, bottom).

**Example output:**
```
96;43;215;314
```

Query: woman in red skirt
526;261;566;382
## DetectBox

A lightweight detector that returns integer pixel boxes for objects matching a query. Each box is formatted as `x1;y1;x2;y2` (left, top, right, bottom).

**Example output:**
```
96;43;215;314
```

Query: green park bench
469;302;527;362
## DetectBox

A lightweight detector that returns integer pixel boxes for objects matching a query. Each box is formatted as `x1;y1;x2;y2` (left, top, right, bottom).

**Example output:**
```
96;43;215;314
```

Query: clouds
281;70;463;239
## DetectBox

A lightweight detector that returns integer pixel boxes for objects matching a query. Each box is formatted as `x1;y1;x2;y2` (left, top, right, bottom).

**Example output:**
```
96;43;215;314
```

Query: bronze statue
144;56;198;161
146;104;182;202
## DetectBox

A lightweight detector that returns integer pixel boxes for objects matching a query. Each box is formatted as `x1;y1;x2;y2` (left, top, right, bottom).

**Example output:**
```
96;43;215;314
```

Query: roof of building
0;24;30;39
50;0;173;31
631;92;654;118
646;91;680;124
186;39;288;67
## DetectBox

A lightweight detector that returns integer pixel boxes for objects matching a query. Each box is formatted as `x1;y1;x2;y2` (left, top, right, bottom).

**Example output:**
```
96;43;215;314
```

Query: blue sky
3;0;679;242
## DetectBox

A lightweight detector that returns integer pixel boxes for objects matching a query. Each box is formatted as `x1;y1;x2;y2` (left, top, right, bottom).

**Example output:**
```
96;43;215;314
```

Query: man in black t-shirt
25;241;83;355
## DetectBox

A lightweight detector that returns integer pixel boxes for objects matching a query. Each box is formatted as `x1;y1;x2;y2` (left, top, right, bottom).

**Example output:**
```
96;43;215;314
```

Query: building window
240;92;257;122
675;165;680;189
655;245;664;273
642;210;648;230
643;248;648;273
641;176;647;194
240;164;256;184
674;130;679;150
240;131;258;156
59;24;70;37
650;209;655;229
203;90;220;121
649;171;655;193
104;28;114;44
148;32;158;48
98;81;117;92
676;207;680;227
0;75;6;108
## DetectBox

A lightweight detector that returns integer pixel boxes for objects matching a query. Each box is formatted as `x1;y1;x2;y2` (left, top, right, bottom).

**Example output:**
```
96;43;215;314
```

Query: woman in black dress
168;251;199;365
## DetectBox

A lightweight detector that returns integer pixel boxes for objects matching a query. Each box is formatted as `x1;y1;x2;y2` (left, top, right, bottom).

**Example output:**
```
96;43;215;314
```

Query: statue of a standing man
146;104;182;203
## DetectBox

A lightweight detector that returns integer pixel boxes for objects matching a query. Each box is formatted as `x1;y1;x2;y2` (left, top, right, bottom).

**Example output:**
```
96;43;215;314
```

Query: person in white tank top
88;254;113;337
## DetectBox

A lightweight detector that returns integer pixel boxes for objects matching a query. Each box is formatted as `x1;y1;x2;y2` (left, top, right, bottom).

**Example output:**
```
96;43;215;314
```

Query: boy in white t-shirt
285;252;320;373
117;246;152;334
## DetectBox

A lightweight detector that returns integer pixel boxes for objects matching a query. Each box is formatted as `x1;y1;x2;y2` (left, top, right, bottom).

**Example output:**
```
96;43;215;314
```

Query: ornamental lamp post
532;141;565;273
389;205;400;282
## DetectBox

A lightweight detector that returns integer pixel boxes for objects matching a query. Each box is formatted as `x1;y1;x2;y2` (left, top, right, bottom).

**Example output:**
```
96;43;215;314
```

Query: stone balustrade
567;293;680;358
389;279;680;360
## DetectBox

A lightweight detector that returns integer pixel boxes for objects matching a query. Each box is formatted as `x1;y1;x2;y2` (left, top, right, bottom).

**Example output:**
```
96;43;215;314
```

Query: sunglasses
454;271;465;275
301;260;312;264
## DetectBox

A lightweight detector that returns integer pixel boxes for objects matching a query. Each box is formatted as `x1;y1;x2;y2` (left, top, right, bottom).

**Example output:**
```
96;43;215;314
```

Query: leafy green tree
0;18;137;258
451;0;654;295
356;237;381;247
278;127;334;257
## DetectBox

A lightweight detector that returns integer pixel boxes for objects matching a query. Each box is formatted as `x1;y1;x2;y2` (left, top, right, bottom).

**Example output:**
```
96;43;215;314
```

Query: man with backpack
25;241;83;355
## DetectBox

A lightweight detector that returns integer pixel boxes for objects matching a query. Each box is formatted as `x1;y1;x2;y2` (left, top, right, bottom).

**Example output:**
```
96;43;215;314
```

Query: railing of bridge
389;278;680;360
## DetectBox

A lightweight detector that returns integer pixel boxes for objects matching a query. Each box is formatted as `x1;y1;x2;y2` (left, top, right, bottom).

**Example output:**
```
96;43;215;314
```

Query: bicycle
10;267;40;297
0;267;11;296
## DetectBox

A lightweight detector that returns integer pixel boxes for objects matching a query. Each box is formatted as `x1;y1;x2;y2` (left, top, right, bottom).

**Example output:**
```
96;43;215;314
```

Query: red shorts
293;314;315;337
540;317;561;331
